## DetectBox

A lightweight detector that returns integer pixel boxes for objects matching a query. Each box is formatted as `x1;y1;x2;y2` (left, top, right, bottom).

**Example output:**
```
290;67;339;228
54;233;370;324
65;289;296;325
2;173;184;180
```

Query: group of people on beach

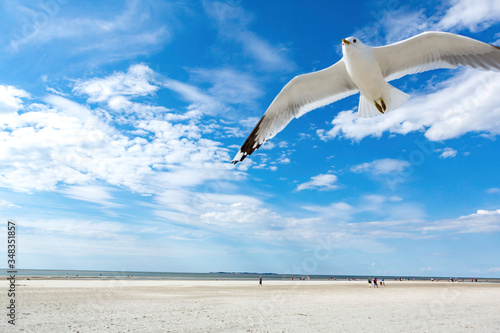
368;277;385;288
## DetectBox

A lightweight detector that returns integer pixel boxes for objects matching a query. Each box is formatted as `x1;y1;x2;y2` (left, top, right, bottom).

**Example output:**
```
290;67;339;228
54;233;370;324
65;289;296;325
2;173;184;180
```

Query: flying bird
232;31;500;164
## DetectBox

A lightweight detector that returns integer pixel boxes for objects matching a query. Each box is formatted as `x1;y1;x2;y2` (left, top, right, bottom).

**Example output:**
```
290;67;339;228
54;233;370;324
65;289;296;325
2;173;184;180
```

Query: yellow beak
342;39;350;45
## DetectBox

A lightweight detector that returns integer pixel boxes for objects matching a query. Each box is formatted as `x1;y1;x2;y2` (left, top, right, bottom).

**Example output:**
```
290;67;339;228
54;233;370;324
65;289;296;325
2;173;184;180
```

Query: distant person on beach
381;278;385;286
374;278;379;288
368;277;372;288
259;276;262;286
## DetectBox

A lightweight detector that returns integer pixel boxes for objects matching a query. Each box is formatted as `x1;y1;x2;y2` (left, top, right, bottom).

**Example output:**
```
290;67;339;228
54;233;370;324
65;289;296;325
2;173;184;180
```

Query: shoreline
2;274;499;283
2;269;498;283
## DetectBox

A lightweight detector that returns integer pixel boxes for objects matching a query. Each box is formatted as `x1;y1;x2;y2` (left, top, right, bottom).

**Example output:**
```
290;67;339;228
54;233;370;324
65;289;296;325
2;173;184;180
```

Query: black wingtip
231;115;266;164
231;152;248;165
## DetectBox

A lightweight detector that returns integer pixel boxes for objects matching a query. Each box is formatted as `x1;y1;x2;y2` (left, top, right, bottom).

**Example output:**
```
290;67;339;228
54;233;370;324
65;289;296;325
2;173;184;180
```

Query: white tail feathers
388;85;410;111
357;84;410;118
357;95;380;118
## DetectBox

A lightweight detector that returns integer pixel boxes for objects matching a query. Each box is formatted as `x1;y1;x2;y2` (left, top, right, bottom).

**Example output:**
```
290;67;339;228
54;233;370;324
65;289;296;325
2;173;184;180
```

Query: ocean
1;269;496;282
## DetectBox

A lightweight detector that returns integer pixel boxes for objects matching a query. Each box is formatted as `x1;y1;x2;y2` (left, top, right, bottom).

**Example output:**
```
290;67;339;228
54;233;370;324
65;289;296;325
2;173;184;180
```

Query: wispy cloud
7;0;172;62
59;185;121;208
302;202;355;220
296;173;339;191
203;1;295;72
162;77;225;115
309;207;500;243
352;0;500;47
158;66;266;120
422;209;500;234
22;218;131;240
0;199;20;208
351;158;410;175
189;68;263;108
438;147;458;158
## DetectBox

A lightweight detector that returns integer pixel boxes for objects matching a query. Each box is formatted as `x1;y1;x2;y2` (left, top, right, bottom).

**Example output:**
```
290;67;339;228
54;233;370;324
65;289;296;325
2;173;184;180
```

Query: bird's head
342;37;366;54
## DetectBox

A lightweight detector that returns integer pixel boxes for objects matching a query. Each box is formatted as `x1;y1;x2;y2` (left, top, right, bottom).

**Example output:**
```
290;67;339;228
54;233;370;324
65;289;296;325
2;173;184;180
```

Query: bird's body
232;31;500;164
343;39;386;104
342;36;411;117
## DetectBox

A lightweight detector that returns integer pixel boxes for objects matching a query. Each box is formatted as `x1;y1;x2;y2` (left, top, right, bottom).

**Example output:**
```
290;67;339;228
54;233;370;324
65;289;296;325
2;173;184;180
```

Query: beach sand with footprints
2;278;500;332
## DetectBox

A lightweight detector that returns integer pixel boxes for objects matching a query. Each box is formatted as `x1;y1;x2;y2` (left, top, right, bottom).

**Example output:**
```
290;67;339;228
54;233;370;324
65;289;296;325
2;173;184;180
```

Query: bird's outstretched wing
373;31;500;82
232;60;357;164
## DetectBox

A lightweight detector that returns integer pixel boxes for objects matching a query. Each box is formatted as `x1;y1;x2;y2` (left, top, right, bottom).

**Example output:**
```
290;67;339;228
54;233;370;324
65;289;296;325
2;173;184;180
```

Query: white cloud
0;100;107;191
351;158;410;175
0;66;240;194
296;173;339;191
436;0;500;32
438;147;458;158
486;187;500;194
319;70;500;142
73;64;159;111
0;85;30;113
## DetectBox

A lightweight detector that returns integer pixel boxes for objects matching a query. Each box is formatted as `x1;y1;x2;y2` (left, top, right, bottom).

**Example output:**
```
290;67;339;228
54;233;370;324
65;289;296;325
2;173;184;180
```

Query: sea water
1;268;495;282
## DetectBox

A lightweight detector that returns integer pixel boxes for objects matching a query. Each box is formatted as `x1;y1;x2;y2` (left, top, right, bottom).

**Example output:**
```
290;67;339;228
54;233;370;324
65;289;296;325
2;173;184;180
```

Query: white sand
2;279;500;332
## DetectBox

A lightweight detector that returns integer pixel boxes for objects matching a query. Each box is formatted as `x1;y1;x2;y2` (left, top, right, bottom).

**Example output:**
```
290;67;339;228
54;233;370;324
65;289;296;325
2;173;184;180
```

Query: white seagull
232;31;500;164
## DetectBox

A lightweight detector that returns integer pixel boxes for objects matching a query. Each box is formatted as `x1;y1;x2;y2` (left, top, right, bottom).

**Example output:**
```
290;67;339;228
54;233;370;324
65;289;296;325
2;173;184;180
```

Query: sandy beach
2;279;500;332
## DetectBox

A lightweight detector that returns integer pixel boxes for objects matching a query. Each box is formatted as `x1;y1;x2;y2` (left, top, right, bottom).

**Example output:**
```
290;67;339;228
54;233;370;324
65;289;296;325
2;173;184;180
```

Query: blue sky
1;0;500;277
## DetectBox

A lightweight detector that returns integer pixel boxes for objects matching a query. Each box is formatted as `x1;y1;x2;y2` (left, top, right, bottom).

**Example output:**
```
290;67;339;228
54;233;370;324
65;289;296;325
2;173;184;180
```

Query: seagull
232;31;500;164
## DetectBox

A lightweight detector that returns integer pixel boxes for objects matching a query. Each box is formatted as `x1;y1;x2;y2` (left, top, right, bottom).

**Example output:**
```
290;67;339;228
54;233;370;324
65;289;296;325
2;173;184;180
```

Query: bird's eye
353;39;357;43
